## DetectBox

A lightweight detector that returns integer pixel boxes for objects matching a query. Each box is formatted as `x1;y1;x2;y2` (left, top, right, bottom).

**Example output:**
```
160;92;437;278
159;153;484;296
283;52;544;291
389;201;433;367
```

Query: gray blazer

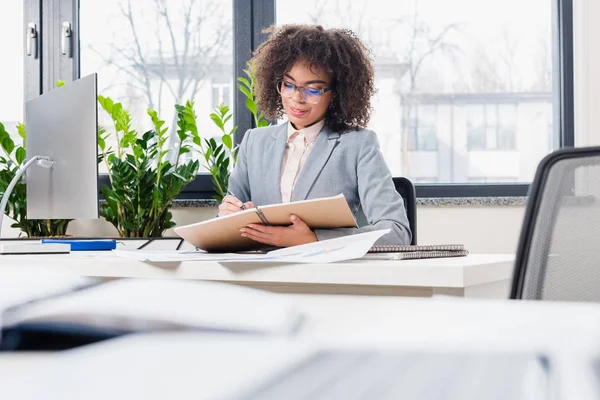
227;123;412;245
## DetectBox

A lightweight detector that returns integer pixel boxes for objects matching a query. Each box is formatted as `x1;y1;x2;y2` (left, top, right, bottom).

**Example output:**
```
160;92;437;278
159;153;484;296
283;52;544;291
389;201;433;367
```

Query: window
18;0;573;198
467;103;517;151
79;0;234;173
0;2;24;142
277;0;559;186
407;105;438;151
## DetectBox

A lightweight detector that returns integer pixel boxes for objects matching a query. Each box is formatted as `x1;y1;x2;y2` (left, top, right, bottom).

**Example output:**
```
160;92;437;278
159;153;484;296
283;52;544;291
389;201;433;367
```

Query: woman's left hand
240;215;317;247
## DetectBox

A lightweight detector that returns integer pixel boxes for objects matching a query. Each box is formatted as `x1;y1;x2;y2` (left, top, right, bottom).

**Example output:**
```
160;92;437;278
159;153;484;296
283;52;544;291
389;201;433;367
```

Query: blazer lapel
292;126;340;201
264;123;288;204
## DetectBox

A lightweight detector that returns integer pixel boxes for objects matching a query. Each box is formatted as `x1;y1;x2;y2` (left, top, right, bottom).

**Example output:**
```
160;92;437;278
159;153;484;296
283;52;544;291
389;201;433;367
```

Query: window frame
35;0;573;199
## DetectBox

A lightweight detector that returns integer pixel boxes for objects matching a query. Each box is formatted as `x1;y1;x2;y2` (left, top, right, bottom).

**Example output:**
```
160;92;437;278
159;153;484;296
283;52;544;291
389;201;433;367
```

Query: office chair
511;146;600;301
393;177;417;245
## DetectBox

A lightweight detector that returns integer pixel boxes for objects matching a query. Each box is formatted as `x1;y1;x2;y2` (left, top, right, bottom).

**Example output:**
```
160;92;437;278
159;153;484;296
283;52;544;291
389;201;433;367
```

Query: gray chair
511;146;600;301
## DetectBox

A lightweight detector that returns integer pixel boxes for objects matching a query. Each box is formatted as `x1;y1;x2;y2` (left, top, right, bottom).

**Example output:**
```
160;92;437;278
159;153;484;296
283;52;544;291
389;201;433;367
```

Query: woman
219;24;411;247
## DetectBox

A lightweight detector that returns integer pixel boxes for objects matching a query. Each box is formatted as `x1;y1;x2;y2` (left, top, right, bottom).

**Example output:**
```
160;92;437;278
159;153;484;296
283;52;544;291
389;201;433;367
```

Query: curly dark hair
250;24;376;133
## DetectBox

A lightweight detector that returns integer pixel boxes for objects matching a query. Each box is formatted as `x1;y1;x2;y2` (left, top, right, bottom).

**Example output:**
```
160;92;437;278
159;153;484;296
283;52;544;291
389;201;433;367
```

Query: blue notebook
41;239;117;251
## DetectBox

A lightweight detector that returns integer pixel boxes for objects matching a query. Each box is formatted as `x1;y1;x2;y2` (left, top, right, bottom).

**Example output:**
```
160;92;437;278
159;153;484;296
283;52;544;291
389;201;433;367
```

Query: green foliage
237;63;270;128
98;96;199;237
205;104;237;201
206;63;269;201
0;122;71;237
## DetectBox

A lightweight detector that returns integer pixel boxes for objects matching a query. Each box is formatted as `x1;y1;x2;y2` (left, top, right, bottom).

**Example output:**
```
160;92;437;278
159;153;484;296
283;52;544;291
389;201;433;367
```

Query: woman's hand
218;195;254;217
240;215;317;247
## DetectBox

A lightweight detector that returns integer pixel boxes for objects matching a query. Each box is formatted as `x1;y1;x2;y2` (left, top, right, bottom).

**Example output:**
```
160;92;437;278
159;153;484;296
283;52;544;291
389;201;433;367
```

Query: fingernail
291;215;296;220
239;228;246;233
238;202;243;207
241;233;247;237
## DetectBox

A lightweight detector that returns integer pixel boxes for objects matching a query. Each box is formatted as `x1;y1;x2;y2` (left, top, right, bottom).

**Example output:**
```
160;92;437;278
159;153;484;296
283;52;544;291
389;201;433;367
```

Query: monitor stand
0;242;70;255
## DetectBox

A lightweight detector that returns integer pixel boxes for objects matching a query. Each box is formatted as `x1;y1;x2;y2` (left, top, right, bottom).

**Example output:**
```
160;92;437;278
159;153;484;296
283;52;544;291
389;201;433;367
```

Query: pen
227;190;247;210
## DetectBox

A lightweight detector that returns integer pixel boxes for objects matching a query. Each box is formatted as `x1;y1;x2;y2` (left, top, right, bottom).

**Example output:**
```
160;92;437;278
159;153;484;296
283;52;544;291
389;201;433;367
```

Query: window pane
80;0;234;173
418;105;438;151
0;2;24;142
466;105;485;150
406;107;419;151
276;0;554;183
497;103;517;150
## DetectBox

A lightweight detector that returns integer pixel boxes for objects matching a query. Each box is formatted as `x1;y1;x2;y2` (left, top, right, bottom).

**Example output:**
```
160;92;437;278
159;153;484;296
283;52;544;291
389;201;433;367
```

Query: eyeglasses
277;80;333;104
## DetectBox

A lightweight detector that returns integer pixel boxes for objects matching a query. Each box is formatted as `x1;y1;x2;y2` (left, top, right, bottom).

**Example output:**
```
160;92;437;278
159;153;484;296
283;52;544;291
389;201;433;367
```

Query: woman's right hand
218;195;254;217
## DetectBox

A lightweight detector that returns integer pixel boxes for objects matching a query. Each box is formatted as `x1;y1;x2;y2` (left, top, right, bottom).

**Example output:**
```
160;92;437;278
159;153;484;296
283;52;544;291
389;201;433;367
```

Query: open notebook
174;194;357;252
0;278;301;350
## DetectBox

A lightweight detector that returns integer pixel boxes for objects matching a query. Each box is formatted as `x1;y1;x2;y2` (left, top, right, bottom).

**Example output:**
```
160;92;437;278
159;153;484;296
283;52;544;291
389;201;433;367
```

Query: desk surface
0;253;514;290
0;295;599;399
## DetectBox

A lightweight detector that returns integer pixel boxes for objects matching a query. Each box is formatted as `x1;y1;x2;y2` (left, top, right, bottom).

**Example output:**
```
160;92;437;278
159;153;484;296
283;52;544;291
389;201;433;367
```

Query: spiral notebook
362;249;469;261
369;244;465;253
364;244;468;261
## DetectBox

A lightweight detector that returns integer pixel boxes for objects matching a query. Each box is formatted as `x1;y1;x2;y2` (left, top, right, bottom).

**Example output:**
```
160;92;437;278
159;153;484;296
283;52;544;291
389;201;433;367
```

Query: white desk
0;253;515;298
1;295;599;399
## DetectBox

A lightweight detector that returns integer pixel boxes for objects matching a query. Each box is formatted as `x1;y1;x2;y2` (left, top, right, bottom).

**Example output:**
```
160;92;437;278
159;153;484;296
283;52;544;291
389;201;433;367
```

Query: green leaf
245;98;257;115
237;83;252;99
15;147;25;165
237;77;251;89
2;137;15;155
210;113;225;131
222;134;232;150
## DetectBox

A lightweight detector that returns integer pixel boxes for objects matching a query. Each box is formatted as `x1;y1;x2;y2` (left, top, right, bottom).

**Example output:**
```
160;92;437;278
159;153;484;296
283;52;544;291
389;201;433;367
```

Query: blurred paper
3;279;301;336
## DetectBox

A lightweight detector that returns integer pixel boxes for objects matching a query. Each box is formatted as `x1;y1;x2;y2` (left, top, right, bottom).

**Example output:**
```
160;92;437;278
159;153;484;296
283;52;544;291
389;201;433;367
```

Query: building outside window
407;104;438;151
211;82;233;110
467;103;517;151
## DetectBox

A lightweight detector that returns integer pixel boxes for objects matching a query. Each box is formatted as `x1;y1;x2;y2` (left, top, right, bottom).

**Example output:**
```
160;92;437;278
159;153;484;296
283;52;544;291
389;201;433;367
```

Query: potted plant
0;122;71;237
97;96;201;237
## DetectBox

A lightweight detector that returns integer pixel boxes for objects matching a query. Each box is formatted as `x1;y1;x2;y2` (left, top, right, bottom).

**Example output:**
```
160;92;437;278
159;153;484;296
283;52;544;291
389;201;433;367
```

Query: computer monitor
0;74;98;253
26;73;99;220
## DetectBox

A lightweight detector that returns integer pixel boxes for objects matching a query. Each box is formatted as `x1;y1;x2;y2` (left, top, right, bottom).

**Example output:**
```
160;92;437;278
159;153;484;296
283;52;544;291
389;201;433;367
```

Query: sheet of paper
227;229;391;264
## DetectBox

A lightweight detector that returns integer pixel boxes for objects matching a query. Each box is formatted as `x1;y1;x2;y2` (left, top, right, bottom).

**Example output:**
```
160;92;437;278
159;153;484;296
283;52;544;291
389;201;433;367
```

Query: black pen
227;190;247;210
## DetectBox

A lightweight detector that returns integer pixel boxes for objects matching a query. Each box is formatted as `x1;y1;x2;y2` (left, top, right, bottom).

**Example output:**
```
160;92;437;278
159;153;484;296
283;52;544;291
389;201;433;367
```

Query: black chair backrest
511;146;600;301
393;177;417;245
